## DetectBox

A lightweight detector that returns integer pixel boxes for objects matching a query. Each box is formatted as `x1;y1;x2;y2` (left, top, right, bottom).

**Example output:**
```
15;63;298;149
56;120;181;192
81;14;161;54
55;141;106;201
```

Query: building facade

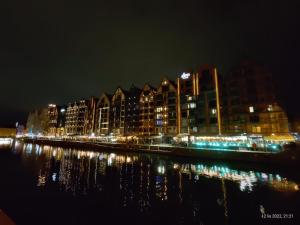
111;88;127;135
139;84;156;136
125;85;142;136
56;106;66;136
84;96;98;135
65;100;90;135
65;102;79;135
177;66;222;135
95;93;112;135
224;61;289;134
154;78;177;135
47;104;59;136
77;100;90;135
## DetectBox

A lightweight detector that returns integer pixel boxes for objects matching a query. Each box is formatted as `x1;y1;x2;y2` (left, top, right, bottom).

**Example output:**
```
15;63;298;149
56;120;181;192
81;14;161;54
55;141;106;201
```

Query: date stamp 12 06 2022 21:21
260;205;294;220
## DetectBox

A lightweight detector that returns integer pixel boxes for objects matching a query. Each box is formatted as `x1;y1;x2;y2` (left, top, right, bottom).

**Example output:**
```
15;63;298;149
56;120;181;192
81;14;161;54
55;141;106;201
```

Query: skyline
1;0;300;127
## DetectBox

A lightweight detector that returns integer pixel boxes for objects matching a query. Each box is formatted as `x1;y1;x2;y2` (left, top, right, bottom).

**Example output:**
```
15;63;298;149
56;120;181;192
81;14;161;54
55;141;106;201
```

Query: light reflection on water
9;141;300;224
13;142;298;194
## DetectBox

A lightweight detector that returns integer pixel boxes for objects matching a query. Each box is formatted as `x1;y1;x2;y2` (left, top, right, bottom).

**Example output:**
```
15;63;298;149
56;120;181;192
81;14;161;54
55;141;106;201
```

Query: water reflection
13;141;299;194
10;141;300;224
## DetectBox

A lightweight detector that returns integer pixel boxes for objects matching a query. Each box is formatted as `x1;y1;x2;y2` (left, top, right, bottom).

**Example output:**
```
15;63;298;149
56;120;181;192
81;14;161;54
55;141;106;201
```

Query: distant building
139;84;156;136
154;78;177;135
47;104;59;135
16;124;25;136
223;61;289;134
0;128;16;137
95;93;112;136
27;108;49;135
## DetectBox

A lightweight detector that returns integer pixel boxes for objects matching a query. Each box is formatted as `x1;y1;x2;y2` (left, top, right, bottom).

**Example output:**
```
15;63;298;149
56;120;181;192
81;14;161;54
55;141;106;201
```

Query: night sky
1;0;300;127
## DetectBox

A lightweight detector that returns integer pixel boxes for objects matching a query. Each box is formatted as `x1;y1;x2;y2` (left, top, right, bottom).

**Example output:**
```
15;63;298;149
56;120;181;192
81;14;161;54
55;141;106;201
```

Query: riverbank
18;137;300;168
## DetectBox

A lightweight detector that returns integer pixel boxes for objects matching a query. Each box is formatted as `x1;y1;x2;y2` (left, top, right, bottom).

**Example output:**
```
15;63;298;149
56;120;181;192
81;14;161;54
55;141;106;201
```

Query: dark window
162;85;169;92
249;115;259;123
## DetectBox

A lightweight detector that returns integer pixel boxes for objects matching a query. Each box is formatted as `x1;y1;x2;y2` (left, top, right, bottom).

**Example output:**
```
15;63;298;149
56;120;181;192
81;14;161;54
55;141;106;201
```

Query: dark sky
1;0;300;127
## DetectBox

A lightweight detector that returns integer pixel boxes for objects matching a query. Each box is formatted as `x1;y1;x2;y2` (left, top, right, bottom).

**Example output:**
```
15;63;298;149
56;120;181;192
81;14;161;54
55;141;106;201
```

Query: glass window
249;106;254;113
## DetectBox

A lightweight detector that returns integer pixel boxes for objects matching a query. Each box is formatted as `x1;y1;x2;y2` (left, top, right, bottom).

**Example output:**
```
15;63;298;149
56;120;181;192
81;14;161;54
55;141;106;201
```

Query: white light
60;108;65;113
267;105;273;112
0;138;13;145
158;166;165;174
52;173;57;182
249;106;254;113
189;103;196;109
181;72;191;79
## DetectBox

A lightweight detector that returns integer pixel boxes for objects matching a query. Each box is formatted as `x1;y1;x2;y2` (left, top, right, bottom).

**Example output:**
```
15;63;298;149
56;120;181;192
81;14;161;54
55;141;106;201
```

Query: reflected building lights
13;142;299;217
174;163;298;193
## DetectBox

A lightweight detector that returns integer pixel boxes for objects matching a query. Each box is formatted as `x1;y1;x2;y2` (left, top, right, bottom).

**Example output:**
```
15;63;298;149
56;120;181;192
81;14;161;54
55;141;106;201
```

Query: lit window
267;105;272;112
249;106;254;113
156;114;163;119
187;96;193;101
156;107;163;112
211;108;216;114
189;103;196;109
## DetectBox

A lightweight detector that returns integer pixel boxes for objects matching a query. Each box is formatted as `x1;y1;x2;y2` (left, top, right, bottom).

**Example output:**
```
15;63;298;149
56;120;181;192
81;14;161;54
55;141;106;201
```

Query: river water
0;141;299;225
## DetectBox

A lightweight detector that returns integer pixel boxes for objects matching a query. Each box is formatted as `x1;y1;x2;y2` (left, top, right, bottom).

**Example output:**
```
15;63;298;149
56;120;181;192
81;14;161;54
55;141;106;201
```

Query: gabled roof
99;92;113;101
159;77;177;89
142;83;156;91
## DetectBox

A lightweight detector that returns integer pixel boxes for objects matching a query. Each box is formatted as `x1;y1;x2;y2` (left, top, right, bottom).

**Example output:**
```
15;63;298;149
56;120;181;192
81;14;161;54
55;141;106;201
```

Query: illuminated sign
181;72;191;79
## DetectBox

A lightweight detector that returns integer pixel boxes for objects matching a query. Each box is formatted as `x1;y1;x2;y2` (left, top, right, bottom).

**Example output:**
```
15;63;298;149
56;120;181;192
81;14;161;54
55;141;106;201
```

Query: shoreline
17;137;300;168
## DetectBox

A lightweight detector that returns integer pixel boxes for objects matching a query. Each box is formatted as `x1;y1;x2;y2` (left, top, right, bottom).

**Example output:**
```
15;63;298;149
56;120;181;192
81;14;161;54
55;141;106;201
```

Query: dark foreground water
0;141;299;225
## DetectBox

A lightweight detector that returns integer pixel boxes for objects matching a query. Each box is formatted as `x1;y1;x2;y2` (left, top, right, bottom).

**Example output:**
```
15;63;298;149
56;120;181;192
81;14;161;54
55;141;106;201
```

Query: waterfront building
126;85;142;136
223;61;289;134
47;104;67;136
154;78;177;136
65;100;90;135
111;85;142;136
95;93;112;136
139;84;156;136
65;102;79;135
177;66;222;135
196;66;222;135
56;106;66;136
84;96;98;135
47;104;59;135
111;87;128;135
77;100;90;135
0;128;16;137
